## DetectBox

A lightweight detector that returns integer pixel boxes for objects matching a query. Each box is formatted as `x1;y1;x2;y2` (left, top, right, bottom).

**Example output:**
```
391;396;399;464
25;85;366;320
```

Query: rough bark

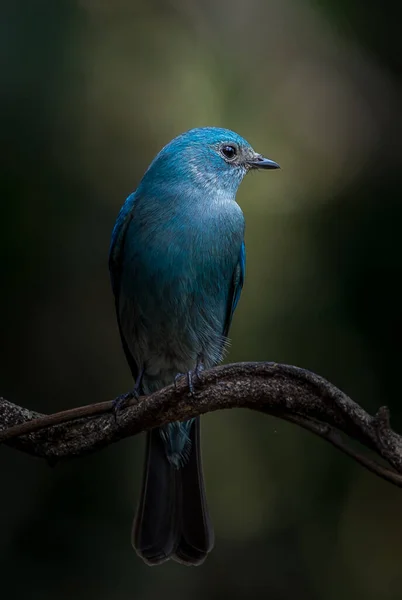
1;362;402;486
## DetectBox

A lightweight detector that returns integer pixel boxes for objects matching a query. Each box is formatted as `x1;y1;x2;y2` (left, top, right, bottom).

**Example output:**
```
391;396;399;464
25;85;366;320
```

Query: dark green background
2;1;402;598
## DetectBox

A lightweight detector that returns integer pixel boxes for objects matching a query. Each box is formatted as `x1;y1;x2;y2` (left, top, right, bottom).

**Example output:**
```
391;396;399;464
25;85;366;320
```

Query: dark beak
247;155;280;170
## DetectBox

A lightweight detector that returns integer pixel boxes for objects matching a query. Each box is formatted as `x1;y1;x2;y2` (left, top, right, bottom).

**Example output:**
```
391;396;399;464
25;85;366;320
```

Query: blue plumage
109;127;279;566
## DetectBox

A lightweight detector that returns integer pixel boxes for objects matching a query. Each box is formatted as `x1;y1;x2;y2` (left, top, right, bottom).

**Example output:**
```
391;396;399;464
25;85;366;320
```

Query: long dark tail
132;417;214;566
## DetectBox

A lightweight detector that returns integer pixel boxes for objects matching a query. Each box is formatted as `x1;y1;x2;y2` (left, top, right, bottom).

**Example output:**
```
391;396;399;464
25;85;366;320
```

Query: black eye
221;144;237;160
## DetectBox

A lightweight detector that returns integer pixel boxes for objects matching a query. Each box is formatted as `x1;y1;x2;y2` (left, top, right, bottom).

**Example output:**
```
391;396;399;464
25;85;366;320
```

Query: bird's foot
112;368;144;421
174;358;205;397
174;372;186;391
112;390;139;421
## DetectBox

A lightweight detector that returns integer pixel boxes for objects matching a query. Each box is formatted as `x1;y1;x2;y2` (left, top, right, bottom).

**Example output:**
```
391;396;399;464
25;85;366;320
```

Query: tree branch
1;362;402;488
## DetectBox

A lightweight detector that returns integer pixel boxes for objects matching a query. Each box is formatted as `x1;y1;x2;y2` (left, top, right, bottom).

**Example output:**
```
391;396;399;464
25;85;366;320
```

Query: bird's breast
118;195;244;387
126;196;244;286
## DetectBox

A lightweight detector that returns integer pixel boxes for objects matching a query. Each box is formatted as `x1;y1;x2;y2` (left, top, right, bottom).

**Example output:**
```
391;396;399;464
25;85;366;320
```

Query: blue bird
109;127;279;566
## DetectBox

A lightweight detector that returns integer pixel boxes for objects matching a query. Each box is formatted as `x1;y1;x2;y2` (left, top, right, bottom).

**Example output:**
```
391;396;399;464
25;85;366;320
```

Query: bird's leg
194;354;205;379
174;371;195;395
174;355;205;396
112;366;145;418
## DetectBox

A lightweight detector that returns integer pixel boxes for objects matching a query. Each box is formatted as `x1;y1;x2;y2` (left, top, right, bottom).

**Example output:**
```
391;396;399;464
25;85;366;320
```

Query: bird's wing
108;192;139;379
223;241;246;338
109;192;136;296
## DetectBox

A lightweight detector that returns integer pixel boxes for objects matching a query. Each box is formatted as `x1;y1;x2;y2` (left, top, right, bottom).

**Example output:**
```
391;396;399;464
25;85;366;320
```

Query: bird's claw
112;390;139;422
113;367;144;421
174;360;204;397
174;371;195;397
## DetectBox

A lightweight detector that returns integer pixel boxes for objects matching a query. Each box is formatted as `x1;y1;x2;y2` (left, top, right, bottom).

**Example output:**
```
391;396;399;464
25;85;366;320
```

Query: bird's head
140;127;279;197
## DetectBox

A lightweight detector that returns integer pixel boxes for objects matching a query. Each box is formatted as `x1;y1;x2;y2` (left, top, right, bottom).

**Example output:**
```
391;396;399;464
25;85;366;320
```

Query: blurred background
1;0;402;598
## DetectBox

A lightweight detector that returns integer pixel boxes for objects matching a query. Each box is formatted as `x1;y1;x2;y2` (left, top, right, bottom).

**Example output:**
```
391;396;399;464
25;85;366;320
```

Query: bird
109;127;279;566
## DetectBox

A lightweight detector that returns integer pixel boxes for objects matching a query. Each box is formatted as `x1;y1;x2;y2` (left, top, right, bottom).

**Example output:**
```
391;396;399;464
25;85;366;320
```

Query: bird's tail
132;417;214;566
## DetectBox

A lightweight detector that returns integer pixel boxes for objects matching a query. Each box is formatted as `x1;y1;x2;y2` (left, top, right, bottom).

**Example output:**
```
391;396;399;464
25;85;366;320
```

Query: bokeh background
2;1;402;598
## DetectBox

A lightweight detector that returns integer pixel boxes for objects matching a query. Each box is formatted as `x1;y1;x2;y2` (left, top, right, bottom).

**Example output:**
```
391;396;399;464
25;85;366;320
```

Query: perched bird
109;127;279;566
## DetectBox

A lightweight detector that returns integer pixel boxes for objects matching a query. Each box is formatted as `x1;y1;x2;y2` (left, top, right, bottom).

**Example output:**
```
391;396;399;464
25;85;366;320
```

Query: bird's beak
247;154;280;170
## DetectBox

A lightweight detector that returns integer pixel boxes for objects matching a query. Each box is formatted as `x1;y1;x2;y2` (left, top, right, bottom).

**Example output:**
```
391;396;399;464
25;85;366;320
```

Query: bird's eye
221;144;237;160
